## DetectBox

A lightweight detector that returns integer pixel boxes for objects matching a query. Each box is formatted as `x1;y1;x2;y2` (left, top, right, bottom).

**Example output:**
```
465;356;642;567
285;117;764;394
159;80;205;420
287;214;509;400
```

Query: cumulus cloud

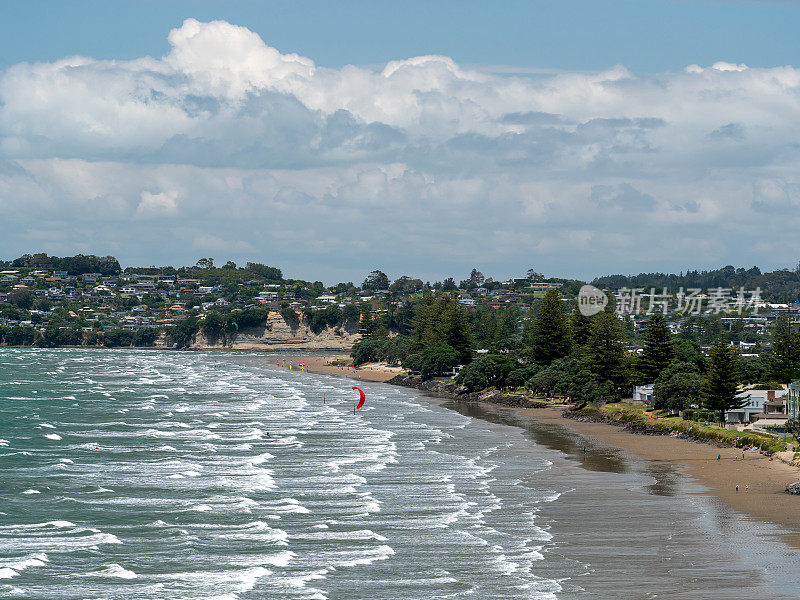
1;18;800;280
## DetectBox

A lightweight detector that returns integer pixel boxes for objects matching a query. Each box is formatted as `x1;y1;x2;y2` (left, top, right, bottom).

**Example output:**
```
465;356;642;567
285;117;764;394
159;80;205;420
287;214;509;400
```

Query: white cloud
136;190;179;217
1;18;799;280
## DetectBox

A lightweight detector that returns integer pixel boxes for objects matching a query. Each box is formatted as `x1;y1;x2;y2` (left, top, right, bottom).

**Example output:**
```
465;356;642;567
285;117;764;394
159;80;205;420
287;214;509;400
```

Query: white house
632;384;654;404
725;389;784;424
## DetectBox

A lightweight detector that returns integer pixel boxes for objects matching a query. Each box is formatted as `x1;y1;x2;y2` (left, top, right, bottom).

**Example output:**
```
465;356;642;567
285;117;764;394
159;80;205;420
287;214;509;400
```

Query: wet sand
518;405;800;547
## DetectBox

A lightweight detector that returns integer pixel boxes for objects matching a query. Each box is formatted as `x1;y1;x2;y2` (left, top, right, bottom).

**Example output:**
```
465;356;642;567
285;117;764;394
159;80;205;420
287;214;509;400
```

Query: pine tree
584;305;628;396
703;335;745;423
570;309;592;349
768;313;800;383
409;294;473;363
529;290;571;365
636;313;674;383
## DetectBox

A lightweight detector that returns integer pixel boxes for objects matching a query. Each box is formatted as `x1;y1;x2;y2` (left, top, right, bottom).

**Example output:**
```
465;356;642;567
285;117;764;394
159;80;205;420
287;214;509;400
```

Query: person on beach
735;484;739;492
717;454;721;461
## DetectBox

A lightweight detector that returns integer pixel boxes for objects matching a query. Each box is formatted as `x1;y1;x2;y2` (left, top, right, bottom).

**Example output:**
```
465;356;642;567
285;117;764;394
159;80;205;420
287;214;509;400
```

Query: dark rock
787;481;800;495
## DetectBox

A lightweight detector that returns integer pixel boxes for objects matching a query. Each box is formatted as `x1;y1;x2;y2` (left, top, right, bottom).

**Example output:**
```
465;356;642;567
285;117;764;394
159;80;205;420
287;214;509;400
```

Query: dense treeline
593;265;800;302
7;253;121;275
352;288;797;421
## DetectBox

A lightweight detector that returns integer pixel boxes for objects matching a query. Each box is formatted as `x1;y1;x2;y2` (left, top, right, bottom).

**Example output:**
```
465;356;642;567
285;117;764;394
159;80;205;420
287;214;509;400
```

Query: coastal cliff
167;312;361;352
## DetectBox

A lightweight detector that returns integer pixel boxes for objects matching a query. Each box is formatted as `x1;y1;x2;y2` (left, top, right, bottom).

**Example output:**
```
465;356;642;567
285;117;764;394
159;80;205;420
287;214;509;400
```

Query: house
632;384;654;404
316;295;337;304
725;389;785;424
527;282;562;292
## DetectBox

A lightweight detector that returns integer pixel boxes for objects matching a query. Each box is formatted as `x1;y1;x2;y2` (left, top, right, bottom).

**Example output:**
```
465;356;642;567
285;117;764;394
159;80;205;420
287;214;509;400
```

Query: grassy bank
573;403;792;455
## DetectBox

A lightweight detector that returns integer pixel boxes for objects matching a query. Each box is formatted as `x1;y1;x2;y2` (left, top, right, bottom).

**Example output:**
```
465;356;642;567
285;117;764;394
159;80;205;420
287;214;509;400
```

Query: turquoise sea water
1;348;799;599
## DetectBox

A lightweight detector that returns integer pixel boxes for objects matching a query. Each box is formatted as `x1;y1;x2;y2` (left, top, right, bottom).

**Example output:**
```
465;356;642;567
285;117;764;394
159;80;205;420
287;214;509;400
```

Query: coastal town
3;253;800;432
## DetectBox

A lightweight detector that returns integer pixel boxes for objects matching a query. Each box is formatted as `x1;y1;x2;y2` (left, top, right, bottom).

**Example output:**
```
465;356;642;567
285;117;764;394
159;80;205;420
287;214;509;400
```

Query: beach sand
274;354;404;382
519;405;800;547
277;354;800;545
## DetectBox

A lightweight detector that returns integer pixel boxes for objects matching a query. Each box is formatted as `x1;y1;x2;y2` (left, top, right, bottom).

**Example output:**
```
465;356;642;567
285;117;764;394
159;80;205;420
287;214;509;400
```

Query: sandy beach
279;355;800;546
274;354;404;382
512;405;800;546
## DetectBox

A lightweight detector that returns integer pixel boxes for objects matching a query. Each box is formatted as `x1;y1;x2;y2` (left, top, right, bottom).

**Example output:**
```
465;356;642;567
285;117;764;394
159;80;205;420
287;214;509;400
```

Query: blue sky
1;1;800;283
3;0;798;73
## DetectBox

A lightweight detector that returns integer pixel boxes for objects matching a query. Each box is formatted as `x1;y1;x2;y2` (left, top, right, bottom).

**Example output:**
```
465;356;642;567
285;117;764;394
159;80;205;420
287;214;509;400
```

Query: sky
1;1;799;283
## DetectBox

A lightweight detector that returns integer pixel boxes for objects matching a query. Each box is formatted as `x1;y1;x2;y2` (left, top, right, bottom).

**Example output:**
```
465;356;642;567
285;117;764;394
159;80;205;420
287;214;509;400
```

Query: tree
739;354;769;384
403;343;460;380
768;313;800;383
469;268;485;287
203;312;226;338
528;290;571;365
570;309;593;349
389;276;423;295
786;419;800;442
246;263;283;281
702;335;745;423
362;270;389;291
195;258;214;269
527;268;543;282
584;305;629;396
409;294;473;363
9;289;33;309
455;354;518;391
653;363;703;413
636;313;674;383
441;277;457;292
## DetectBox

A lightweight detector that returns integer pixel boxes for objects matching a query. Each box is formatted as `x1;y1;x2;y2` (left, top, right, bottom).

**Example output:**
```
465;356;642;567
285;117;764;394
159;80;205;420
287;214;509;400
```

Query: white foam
0;521;75;530
336;544;395;567
230;550;296;568
87;564;137;579
250;452;274;465
0;553;48;579
39;423;56;429
59;458;74;464
44;433;62;440
21;489;40;495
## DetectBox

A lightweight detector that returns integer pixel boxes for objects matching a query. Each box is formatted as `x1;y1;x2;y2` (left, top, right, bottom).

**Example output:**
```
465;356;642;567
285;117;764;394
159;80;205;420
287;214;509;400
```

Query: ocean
1;348;799;599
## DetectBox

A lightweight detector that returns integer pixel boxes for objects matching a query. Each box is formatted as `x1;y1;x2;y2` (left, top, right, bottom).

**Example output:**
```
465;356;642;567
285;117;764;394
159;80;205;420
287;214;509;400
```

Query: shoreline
286;352;800;547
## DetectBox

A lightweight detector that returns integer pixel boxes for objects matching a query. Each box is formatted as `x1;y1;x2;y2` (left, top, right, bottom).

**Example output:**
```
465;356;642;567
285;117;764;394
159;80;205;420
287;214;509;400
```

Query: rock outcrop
387;374;549;408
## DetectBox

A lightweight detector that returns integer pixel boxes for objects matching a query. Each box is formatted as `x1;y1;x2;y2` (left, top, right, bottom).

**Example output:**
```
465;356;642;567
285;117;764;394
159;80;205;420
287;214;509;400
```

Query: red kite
352;386;365;411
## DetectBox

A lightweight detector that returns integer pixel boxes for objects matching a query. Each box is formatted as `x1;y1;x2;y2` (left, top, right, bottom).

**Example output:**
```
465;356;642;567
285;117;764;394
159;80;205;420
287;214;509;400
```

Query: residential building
632;384;654;404
725;389;785;424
